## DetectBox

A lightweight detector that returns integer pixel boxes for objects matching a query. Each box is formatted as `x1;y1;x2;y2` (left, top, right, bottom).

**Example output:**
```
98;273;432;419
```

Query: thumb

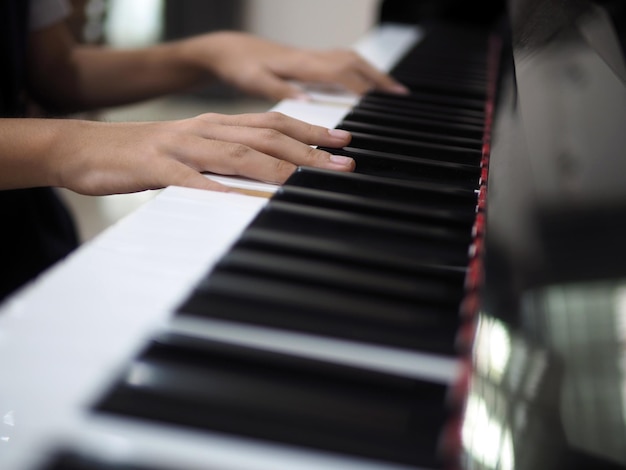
158;159;229;192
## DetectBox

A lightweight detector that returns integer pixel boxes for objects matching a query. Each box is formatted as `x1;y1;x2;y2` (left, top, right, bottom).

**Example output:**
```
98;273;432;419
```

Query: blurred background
61;0;383;242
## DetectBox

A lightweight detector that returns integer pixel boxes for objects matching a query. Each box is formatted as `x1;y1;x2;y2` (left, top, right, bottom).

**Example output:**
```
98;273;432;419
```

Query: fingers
196;111;352;148
170;136;297;184
155;158;231;192
173;129;354;185
327;52;409;95
303;50;410;96
166;112;354;185
54;114;354;197
205;126;354;174
353;58;410;95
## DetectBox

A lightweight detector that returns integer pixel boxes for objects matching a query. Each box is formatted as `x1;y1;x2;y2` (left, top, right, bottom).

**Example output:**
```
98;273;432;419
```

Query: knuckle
331;49;359;65
273;158;296;180
265;111;288;127
191;112;225;127
305;146;327;164
238;65;261;83
304;122;318;137
174;117;203;134
259;127;283;142
229;143;252;161
345;50;363;64
196;112;220;122
347;50;361;61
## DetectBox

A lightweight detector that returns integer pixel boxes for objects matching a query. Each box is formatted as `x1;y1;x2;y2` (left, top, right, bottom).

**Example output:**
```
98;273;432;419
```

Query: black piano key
198;268;459;333
230;231;467;293
346;131;482;164
96;334;449;468
215;247;464;308
353;102;485;130
179;277;460;353
178;210;466;350
393;47;488;69
394;53;487;73
339;120;482;151
345;109;484;141
237;227;468;282
358;91;486;115
367;89;485;112
188;190;471;349
396;69;488;88
395;57;488;75
276;185;475;229
252;201;472;265
285;167;478;210
394;75;487;100
396;61;488;80
317;146;480;189
358;95;486;123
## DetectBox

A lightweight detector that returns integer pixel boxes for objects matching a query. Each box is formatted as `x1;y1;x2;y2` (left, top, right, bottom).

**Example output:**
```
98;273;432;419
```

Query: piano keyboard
0;22;498;470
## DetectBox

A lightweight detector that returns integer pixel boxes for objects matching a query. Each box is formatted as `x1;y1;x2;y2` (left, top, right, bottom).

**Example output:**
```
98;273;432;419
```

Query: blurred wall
107;0;383;49
243;0;382;49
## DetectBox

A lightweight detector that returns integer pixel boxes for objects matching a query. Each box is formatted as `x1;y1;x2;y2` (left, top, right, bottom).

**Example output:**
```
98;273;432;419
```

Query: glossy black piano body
466;0;626;468
41;0;626;469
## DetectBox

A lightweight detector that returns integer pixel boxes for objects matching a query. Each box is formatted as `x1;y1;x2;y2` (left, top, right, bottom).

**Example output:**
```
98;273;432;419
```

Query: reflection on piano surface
1;0;626;469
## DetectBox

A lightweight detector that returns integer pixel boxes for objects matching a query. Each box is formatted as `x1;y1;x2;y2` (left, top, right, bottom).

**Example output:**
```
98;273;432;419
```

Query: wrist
174;31;232;83
0;118;68;190
45;119;90;189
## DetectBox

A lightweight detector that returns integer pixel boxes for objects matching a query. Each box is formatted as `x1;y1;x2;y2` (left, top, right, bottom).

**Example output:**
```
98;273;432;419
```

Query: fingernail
391;84;410;94
330;154;354;166
328;128;351;140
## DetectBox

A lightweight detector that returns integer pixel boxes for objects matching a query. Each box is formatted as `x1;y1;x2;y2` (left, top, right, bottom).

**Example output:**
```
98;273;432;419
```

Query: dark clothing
0;0;29;116
0;0;79;301
0;189;79;300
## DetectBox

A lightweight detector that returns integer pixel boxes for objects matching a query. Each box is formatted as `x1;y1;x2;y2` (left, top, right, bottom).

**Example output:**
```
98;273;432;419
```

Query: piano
1;0;625;468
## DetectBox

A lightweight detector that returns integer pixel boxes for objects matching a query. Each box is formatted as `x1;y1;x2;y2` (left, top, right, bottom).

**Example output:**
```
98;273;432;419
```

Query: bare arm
0;113;354;194
26;24;408;113
25;23;209;112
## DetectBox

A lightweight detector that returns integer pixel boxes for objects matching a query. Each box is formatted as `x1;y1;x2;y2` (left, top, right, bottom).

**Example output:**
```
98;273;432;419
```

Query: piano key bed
1;23;500;470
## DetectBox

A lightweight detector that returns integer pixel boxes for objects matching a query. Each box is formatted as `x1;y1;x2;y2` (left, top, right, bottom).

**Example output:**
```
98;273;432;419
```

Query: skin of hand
0;112;354;195
179;31;410;100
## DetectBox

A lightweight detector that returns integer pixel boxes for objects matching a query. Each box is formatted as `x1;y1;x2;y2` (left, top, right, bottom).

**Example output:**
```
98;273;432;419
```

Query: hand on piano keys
182;31;409;101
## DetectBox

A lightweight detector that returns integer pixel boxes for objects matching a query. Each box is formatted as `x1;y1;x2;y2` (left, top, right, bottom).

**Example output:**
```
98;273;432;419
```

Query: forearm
0;113;354;196
27;24;220;112
0;118;66;189
59;42;210;110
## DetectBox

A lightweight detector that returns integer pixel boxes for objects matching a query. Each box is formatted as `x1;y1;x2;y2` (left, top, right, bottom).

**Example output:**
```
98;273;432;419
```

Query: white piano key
271;98;352;128
169;316;460;385
0;187;267;470
353;23;423;73
36;415;424;470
